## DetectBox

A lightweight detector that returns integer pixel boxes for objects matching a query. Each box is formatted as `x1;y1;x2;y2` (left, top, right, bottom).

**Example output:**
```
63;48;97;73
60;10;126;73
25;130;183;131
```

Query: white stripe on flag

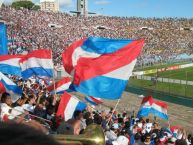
56;82;71;93
152;103;167;114
103;59;137;80
20;58;53;71
0;58;21;67
72;46;100;67
0;72;16;85
64;97;79;121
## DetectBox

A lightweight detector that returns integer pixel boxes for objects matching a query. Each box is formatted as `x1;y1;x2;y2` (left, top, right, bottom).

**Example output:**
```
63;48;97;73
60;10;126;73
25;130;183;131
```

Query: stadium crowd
0;74;192;145
0;6;193;145
0;7;193;66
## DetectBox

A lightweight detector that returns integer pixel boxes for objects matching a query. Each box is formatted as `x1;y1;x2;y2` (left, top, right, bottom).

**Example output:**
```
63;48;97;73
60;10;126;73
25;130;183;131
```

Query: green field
129;78;193;98
147;67;193;81
129;62;193;98
134;61;192;71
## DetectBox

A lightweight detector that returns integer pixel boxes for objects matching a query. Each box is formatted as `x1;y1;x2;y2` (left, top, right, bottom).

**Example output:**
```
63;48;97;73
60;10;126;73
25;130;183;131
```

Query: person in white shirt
106;123;119;145
0;92;13;121
22;95;36;113
112;135;129;145
144;119;152;133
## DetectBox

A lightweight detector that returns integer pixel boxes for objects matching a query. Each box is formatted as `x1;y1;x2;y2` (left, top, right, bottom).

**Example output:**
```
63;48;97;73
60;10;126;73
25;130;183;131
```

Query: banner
143;69;157;75
166;65;179;71
0;22;8;55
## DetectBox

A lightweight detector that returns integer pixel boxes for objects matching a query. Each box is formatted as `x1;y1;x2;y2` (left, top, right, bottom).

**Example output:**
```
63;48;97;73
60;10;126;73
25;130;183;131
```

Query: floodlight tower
70;0;95;16
77;0;88;16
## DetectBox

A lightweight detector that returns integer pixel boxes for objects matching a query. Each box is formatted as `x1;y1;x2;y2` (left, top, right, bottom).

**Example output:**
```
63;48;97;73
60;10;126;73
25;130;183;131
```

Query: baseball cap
112;123;119;129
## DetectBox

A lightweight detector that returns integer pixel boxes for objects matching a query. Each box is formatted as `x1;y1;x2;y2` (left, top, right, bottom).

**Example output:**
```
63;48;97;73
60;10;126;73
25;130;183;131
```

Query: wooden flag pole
50;49;57;106
107;99;121;125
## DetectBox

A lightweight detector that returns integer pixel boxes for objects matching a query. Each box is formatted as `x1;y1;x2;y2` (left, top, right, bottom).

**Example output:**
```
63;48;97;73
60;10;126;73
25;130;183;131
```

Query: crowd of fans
0;7;193;66
0;76;192;145
0;6;193;145
0;86;193;145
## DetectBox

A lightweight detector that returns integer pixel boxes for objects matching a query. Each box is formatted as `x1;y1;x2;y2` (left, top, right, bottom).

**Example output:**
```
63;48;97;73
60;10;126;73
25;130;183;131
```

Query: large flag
56;92;87;121
0;22;8;55
150;101;168;120
137;96;154;118
85;96;103;106
0;72;22;101
62;37;144;99
19;49;53;79
47;77;71;94
0;55;23;76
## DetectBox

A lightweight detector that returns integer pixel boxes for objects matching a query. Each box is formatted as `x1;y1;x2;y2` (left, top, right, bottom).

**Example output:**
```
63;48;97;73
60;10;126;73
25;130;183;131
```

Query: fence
125;85;193;108
129;73;193;99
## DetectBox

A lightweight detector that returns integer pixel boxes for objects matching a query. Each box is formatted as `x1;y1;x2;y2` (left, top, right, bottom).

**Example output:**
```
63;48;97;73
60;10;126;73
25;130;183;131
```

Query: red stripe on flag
0;82;6;93
56;92;71;119
62;38;86;74
0;55;24;61
19;49;52;62
74;40;144;85
90;96;103;104
141;96;153;105
154;101;168;109
47;77;71;92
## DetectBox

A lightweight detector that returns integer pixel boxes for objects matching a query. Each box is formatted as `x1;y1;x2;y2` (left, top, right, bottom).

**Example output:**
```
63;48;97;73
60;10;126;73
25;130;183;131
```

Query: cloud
3;0;13;5
40;0;73;7
3;0;73;6
59;0;73;7
94;0;110;5
3;0;74;10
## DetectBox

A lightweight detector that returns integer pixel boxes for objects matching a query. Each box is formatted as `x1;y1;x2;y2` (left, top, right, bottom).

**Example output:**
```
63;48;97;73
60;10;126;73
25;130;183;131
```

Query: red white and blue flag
0;72;22;101
19;49;53;79
47;77;71;94
137;96;154;118
137;96;168;120
62;37;144;99
151;101;168;120
0;55;24;76
85;96;103;106
56;92;87;121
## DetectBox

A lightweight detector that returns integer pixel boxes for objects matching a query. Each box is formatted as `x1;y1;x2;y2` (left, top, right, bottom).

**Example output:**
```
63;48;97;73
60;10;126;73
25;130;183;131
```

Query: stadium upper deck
0;7;193;65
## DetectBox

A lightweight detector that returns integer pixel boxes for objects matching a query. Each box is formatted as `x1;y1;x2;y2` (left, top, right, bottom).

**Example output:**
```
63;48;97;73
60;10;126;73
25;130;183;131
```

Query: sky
4;0;193;18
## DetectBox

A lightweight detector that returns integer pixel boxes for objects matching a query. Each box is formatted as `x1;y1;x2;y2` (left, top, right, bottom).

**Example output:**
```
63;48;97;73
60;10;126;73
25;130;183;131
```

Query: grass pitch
130;62;193;98
147;67;193;81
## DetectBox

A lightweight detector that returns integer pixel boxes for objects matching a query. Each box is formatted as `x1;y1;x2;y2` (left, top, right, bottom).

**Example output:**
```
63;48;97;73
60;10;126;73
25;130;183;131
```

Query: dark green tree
11;1;34;10
31;5;40;11
1;3;6;7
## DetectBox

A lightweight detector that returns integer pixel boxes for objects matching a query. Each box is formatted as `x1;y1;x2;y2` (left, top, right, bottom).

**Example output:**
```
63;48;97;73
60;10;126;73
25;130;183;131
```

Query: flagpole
107;99;121;125
50;49;57;105
167;115;171;128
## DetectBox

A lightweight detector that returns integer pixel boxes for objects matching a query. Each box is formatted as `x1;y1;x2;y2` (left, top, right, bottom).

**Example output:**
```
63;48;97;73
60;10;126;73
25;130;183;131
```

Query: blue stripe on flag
82;37;133;54
75;101;87;111
150;108;168;120
56;90;65;94
0;23;8;55
85;97;97;106
73;76;128;100
21;67;53;79
0;64;21;76
1;80;22;95
137;108;151;118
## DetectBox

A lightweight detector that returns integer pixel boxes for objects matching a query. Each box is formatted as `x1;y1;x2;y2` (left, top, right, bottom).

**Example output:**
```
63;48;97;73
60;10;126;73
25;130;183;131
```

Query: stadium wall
133;63;193;76
126;85;193;108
